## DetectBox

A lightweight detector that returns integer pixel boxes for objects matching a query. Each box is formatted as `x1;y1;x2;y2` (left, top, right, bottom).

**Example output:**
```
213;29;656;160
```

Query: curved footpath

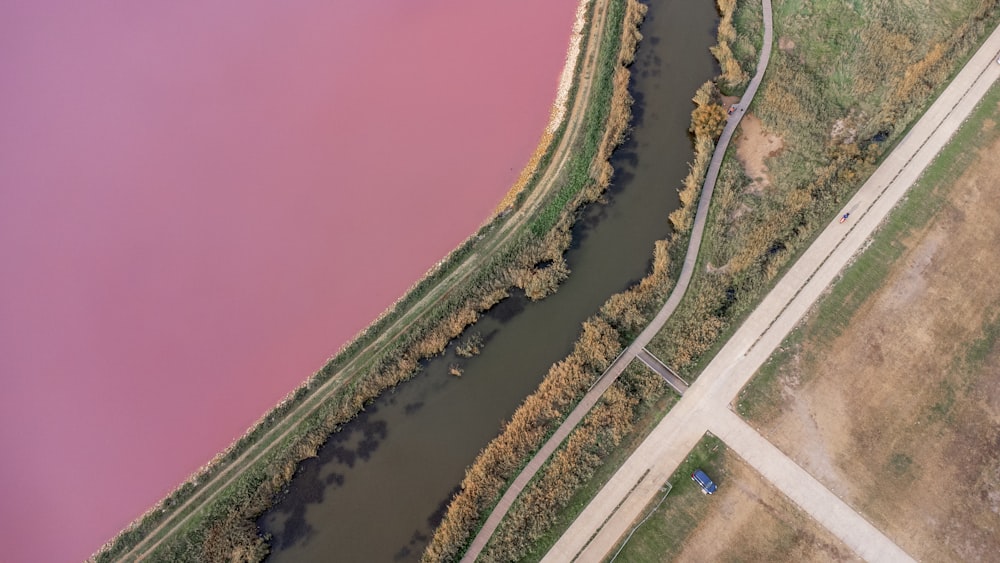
545;13;1000;563
107;1;617;560
458;1;773;561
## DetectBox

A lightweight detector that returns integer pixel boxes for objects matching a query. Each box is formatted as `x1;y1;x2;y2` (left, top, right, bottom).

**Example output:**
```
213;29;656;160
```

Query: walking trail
543;16;1000;563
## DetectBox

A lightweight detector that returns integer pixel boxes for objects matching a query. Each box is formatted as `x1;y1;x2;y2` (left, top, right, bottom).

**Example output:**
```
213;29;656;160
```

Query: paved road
543;18;1000;563
458;1;774;560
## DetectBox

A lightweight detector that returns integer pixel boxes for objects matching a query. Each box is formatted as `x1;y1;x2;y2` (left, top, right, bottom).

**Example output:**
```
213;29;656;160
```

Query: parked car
691;469;718;494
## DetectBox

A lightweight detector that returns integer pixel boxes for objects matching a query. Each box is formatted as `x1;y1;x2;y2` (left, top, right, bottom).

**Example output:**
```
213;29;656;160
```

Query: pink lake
0;1;578;560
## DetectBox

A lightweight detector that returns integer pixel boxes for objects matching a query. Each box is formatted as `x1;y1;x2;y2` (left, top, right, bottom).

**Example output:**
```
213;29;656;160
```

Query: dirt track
111;1;618;560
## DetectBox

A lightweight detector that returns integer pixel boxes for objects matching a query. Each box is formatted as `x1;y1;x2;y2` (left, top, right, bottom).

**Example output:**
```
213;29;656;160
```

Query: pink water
0;1;578;560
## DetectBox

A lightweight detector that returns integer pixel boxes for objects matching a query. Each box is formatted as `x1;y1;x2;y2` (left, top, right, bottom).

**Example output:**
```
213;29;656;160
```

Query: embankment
422;0;653;560
93;0;651;560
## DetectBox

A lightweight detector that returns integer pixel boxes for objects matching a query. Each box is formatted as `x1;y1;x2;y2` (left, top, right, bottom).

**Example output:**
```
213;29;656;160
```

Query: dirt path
113;1;616;560
544;13;1000;563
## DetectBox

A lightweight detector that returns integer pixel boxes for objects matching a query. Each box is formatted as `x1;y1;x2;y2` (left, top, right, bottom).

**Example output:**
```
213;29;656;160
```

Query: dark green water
260;2;720;560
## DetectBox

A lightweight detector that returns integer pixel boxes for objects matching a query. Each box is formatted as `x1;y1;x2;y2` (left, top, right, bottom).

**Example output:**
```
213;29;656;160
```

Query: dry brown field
610;439;858;562
739;95;1000;561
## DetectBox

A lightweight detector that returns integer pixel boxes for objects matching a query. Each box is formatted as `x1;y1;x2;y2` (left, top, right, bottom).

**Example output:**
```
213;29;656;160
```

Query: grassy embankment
422;0;670;560
93;0;647;560
423;1;757;560
736;80;1000;561
475;362;676;562
649;0;1000;380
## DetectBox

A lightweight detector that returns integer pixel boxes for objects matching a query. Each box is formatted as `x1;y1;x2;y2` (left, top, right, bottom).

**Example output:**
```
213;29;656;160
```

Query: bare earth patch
671;452;859;563
735;113;783;191
778;36;796;53
745;133;1000;561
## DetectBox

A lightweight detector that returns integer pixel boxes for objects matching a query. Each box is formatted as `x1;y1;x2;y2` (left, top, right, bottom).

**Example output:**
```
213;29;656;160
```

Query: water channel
260;1;720;560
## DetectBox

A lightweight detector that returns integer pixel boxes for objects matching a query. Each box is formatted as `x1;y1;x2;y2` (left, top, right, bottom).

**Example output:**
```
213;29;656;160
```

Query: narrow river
260;1;720;560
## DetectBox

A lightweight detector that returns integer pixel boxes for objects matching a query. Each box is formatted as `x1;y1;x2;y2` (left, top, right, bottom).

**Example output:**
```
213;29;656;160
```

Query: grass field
738;81;1000;561
649;0;1000;379
607;435;857;562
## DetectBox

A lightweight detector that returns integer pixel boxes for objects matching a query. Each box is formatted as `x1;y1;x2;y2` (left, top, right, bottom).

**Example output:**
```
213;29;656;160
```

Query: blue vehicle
691;469;718;494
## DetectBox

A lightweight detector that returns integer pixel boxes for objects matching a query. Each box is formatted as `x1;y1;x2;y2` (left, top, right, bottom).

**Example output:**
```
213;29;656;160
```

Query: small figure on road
839;212;850;223
727;105;736;116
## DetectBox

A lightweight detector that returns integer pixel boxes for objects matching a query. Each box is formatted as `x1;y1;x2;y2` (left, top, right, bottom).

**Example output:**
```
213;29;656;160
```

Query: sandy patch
735;113;784;191
549;0;592;134
778;36;796;52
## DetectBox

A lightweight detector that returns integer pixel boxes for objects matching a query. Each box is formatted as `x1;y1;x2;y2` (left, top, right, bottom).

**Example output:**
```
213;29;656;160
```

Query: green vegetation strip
477;361;676;562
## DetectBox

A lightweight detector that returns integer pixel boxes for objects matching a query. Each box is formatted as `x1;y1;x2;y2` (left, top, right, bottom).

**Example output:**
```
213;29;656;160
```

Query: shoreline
93;0;626;559
495;0;591;213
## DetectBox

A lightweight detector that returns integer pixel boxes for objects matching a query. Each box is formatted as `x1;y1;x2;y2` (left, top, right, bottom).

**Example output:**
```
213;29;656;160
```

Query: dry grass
649;0;1000;379
495;132;556;213
712;0;750;90
423;316;624;562
477;364;668;562
740;86;1000;562
423;4;654;558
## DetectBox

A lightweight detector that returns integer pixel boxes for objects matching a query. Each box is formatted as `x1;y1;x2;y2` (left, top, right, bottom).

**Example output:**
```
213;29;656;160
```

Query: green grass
731;0;764;76
736;79;1000;420
530;0;627;237
605;435;726;562
961;308;1000;369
